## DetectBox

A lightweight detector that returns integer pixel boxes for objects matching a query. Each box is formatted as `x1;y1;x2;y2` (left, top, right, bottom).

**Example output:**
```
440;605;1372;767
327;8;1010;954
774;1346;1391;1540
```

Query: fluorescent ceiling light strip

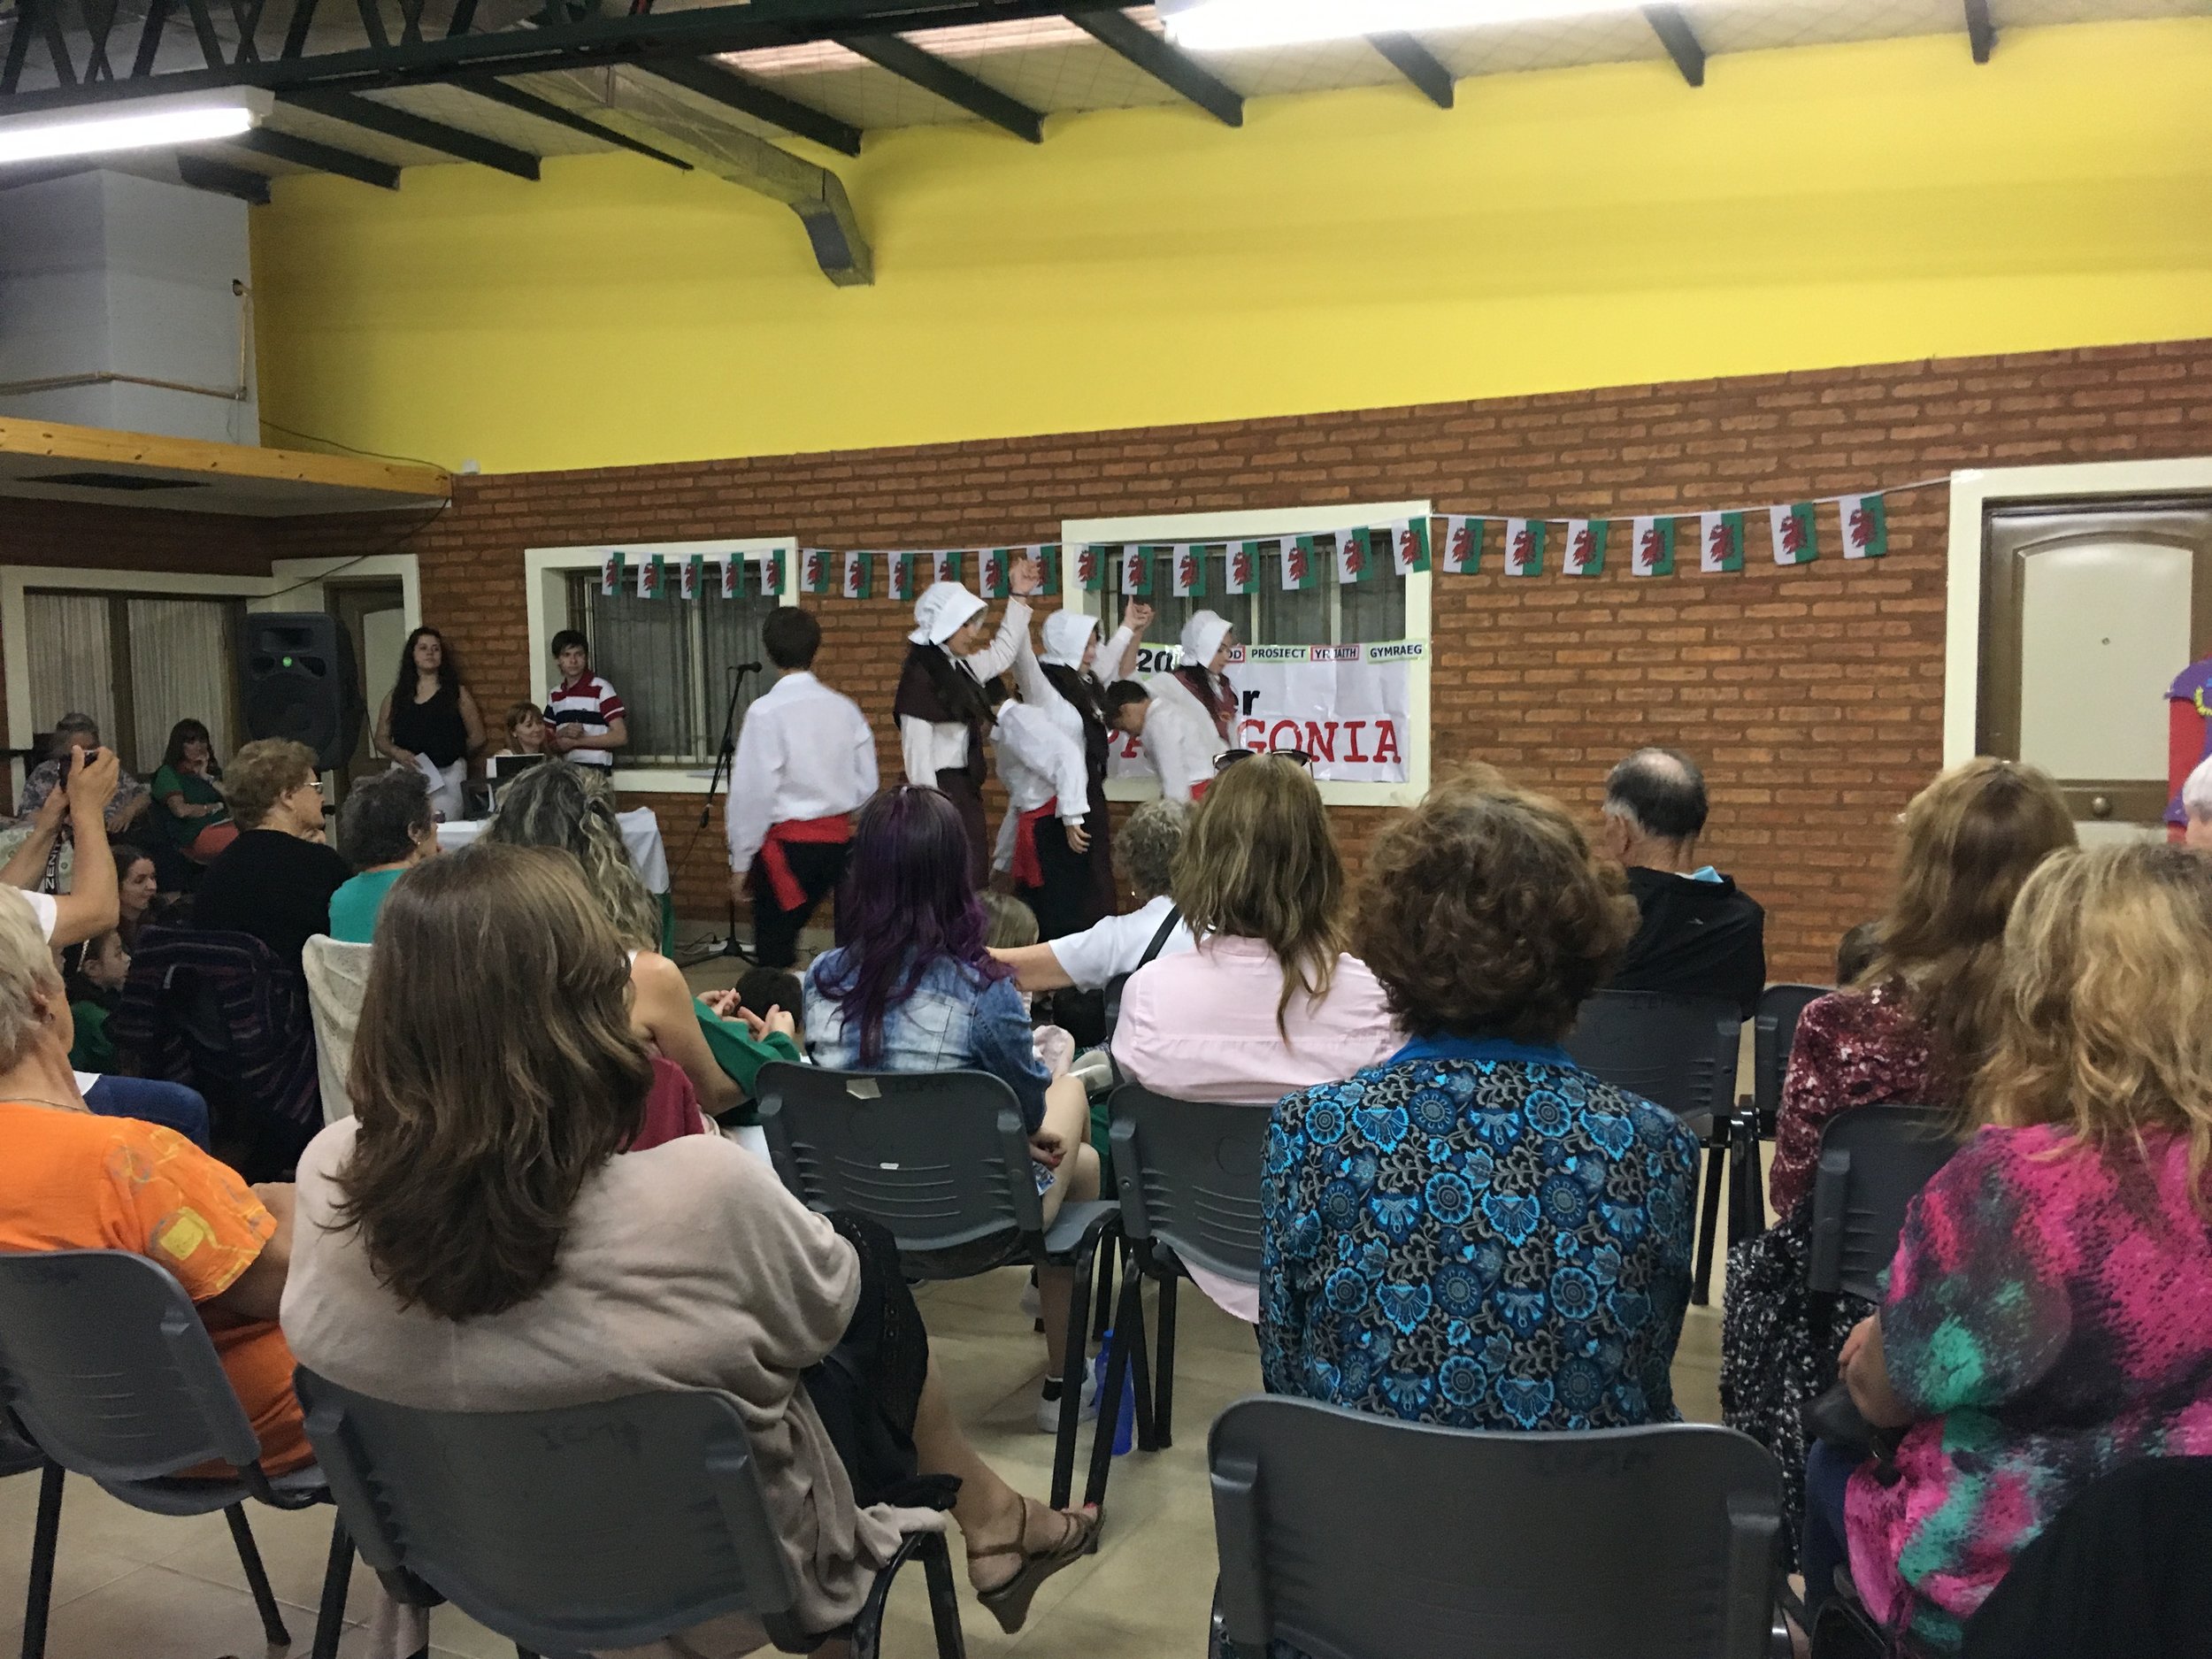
1159;0;1634;50
0;96;265;165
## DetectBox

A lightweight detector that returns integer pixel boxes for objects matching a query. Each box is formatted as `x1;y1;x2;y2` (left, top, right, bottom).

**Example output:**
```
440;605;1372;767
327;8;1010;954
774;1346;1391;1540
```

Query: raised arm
50;749;120;948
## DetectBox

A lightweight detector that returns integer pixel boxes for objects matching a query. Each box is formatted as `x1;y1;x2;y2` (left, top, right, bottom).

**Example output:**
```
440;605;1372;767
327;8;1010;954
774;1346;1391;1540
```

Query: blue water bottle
1092;1334;1137;1455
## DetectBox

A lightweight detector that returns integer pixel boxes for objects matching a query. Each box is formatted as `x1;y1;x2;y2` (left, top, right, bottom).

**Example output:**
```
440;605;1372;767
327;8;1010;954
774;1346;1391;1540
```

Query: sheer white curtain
127;598;240;769
25;594;117;750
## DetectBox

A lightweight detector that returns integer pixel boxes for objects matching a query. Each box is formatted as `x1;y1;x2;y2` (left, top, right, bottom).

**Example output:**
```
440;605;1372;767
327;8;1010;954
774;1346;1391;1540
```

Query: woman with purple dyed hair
805;784;1102;1432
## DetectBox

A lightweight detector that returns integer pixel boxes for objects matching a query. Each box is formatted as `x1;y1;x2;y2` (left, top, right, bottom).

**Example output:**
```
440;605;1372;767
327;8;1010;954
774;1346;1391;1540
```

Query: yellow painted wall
251;17;2212;475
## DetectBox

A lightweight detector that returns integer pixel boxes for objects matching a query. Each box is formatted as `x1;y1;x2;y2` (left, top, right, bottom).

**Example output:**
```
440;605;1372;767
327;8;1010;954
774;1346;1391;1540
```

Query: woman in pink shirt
1111;754;1400;1318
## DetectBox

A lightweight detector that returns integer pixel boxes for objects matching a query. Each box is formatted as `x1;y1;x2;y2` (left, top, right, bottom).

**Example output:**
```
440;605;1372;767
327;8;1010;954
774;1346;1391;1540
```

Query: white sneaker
1035;1371;1099;1433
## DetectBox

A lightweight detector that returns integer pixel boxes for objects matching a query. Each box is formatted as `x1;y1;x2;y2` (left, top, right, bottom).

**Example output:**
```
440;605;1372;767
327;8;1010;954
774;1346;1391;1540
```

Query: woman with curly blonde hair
1811;843;2212;1648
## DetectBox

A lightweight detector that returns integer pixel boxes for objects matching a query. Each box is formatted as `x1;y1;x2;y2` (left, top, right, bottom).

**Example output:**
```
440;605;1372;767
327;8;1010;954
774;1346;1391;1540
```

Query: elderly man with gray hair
1595;747;1766;1018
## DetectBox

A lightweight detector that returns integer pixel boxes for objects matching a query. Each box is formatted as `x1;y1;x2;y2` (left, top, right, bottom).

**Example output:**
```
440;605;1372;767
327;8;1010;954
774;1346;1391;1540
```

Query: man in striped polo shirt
544;629;628;769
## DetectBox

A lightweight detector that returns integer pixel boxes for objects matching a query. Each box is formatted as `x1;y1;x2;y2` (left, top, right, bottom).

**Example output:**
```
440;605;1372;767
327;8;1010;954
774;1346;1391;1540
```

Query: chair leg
310;1514;355;1659
1125;1273;1158;1455
1693;1134;1726;1306
1084;1268;1148;1509
920;1529;968;1659
1091;1240;1118;1343
1154;1273;1179;1450
224;1503;292;1649
1048;1243;1097;1511
20;1462;64;1659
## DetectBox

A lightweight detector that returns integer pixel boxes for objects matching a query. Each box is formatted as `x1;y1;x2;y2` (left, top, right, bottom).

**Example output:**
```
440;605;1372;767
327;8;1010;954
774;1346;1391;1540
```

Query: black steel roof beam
223;122;399;185
1367;31;1450;109
130;0;170;74
284;84;539;174
177;150;272;198
38;0;78;85
3;0;39;93
635;57;861;155
1641;4;1703;86
1964;0;1994;62
1069;7;1239;126
279;0;316;55
180;0;225;66
228;0;266;62
835;31;1041;141
458;74;691;166
82;0;122;81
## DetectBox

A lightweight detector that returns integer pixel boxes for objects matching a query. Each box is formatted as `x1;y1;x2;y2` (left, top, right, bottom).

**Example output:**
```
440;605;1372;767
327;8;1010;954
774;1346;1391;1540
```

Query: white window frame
1061;499;1433;808
525;537;798;795
1944;459;2212;768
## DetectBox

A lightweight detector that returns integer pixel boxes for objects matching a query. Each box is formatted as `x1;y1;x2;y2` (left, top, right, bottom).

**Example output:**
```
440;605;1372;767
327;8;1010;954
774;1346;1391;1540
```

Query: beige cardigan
282;1118;941;1650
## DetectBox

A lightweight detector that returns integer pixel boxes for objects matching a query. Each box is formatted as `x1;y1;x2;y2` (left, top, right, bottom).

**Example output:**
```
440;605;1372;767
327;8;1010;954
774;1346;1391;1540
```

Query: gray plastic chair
1210;1397;1787;1659
0;1249;347;1659
1807;1104;1959;1303
1566;989;1744;1305
1094;1085;1269;1488
755;1061;1119;1510
296;1368;964;1659
1727;984;1833;1256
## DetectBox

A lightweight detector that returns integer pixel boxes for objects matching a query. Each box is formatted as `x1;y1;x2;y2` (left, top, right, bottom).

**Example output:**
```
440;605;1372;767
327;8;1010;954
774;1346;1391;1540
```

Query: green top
67;1000;115;1073
695;1007;804;1125
328;867;407;944
150;764;230;852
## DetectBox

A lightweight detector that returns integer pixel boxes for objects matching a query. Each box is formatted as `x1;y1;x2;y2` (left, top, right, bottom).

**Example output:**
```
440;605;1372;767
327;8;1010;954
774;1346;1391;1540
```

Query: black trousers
1016;816;1098;942
749;841;849;968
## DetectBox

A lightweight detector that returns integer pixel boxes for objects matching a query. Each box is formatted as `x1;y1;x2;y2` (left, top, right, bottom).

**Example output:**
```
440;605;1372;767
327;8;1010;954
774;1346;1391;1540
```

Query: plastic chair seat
99;1462;329;1517
1042;1199;1119;1261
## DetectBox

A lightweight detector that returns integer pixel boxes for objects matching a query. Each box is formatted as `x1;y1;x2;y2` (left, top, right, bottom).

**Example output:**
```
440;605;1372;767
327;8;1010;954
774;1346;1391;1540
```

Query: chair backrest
1753;984;1831;1121
1210;1397;1784;1659
755;1062;1046;1256
295;1369;809;1655
303;934;373;1123
0;1249;264;1485
1806;1105;1959;1302
1107;1084;1267;1288
1565;990;1742;1126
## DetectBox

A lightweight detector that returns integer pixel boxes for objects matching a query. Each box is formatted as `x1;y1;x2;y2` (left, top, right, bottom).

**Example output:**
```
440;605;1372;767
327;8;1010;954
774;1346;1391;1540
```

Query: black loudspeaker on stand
682;660;762;966
241;612;361;772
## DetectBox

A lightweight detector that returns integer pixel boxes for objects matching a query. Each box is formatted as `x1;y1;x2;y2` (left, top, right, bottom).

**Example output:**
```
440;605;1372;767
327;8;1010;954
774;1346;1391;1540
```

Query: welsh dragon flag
892;553;922;602
1122;546;1155;598
600;549;626;596
1699;511;1746;573
1336;527;1375;585
795;549;831;596
1225;541;1261;596
1171;543;1207;598
1502;518;1544;578
1440;517;1483;574
636;553;667;600
841;549;872;601
1076;545;1105;594
1770;502;1818;565
1389;518;1431;575
1025;545;1062;597
1839;494;1888;559
932;551;962;588
980;548;1010;599
761;549;786;597
679;555;703;600
1283;535;1323;592
1562;520;1607;577
1631;517;1677;577
718;556;741;598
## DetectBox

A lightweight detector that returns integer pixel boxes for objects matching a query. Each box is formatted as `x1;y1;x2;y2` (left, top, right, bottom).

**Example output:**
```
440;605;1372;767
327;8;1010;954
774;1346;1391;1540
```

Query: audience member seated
19;713;150;839
62;930;128;1072
496;700;549;757
0;742;120;949
995;797;1194;995
486;763;751;1125
1596;747;1766;1018
1721;757;2074;1560
806;786;1102;1431
191;740;351;972
328;768;437;944
150;718;236;865
0;887;306;1473
1262;765;1699;1429
735;965;805;1025
1111;755;1397;1108
111;843;157;948
1805;843;2212;1649
281;843;1097;1649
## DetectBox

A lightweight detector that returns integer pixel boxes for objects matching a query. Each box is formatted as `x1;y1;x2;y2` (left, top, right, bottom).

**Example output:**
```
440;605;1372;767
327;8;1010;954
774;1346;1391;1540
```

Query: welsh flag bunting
980;548;1010;599
761;549;786;598
679;554;703;600
1440;516;1483;574
600;549;626;597
1502;518;1545;578
636;553;667;600
1631;517;1677;577
1839;494;1888;559
1033;544;1061;597
1700;511;1746;573
1171;543;1207;598
1770;502;1819;565
892;552;922;602
1226;541;1261;596
1122;546;1157;598
718;556;741;598
1389;518;1431;575
1077;545;1105;594
841;549;872;601
1283;535;1324;592
793;548;828;596
1562;519;1607;577
1337;526;1375;585
932;550;962;588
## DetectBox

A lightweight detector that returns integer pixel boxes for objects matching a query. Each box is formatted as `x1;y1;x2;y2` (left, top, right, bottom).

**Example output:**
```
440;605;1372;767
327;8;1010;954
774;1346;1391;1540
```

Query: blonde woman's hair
1172;755;1346;1033
225;739;319;829
1975;843;2212;1206
1861;757;2076;1091
0;887;62;1068
483;762;658;950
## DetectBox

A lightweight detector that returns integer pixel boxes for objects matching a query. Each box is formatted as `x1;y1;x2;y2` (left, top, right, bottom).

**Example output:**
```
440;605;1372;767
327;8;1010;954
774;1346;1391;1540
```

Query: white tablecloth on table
436;806;670;893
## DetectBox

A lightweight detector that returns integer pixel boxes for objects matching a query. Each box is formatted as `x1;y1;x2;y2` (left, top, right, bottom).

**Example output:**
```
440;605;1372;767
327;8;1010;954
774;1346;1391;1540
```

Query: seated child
63;930;129;1072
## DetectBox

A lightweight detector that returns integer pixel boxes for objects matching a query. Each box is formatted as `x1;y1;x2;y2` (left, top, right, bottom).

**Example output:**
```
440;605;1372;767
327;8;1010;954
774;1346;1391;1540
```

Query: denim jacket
803;949;1050;1131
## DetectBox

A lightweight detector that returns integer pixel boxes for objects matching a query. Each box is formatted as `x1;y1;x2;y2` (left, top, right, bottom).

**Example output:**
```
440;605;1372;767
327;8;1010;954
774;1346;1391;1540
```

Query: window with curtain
23;591;243;774
565;570;783;768
1085;541;1407;654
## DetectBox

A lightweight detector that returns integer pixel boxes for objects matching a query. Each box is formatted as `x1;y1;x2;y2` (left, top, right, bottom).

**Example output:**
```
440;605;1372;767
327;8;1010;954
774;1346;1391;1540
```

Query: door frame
1945;459;2212;768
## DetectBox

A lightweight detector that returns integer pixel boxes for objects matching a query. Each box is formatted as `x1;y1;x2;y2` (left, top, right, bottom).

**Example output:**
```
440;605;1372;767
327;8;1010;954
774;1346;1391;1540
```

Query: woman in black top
374;626;484;820
191;739;352;971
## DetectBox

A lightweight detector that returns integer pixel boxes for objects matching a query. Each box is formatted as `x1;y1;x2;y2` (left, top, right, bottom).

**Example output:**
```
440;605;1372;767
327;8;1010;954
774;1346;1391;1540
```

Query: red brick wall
0;497;276;576
260;339;2212;979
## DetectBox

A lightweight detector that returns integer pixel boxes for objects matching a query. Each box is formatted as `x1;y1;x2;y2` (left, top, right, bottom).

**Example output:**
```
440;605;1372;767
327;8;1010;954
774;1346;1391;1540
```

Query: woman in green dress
150;718;236;864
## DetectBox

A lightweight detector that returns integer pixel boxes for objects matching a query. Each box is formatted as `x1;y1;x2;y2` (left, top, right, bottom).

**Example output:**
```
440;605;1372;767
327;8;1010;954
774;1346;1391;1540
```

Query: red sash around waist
1011;799;1058;889
757;814;852;910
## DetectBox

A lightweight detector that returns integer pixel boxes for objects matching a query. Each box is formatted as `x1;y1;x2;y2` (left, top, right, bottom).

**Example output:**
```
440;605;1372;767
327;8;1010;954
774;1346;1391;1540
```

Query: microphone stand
683;662;762;966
